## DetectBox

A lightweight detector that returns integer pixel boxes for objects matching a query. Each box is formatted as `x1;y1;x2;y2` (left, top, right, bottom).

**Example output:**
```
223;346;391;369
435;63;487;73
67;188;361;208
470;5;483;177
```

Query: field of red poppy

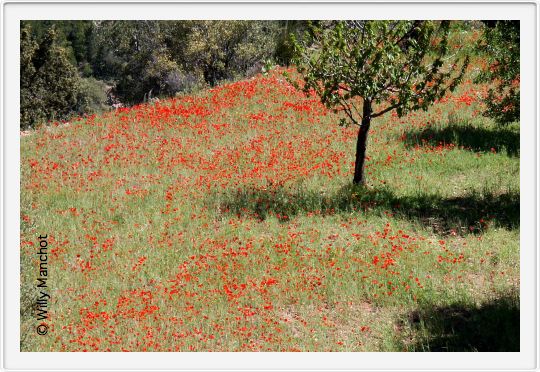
20;58;519;351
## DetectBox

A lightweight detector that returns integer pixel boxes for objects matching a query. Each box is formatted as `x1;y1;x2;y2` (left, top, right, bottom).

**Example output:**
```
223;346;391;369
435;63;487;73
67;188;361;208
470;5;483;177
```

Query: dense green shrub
76;77;109;115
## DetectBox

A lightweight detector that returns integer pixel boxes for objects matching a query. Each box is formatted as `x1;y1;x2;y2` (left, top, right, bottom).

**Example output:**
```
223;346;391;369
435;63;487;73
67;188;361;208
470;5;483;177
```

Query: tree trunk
353;99;372;185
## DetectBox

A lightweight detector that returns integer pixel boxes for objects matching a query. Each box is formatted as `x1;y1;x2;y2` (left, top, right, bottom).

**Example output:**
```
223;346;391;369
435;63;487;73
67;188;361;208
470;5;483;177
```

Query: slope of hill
20;68;519;351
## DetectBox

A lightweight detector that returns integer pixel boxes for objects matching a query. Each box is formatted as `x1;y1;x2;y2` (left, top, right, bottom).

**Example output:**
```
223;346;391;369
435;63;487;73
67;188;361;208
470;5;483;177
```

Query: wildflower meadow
19;22;519;352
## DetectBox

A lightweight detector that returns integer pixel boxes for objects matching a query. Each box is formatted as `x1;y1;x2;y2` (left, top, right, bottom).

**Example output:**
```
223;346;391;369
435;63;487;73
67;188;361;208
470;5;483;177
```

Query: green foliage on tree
291;21;468;184
92;21;197;104
476;21;519;124
20;25;82;129
20;24;40;128
93;20;280;102
114;49;185;104
22;20;95;74
180;21;280;86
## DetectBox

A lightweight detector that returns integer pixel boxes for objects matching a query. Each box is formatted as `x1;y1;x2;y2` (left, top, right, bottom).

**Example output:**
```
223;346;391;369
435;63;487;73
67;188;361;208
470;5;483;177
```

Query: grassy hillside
20;66;519;351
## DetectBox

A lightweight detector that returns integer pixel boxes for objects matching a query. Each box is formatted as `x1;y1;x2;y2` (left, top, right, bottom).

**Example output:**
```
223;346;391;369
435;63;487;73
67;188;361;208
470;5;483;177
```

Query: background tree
93;21;218;103
274;20;311;66
181;21;280;86
22;21;95;74
291;21;468;185
476;21;519;124
20;25;82;129
92;21;184;103
20;24;41;128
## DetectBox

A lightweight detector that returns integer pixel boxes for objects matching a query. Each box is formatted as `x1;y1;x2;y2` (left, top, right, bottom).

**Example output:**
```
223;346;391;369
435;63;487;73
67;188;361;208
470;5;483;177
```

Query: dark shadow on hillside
397;291;519;351
214;185;519;235
403;124;520;157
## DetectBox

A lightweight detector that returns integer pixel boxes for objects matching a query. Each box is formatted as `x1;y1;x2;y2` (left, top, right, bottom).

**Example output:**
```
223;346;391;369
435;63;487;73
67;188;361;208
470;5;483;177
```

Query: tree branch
339;101;360;126
371;102;402;118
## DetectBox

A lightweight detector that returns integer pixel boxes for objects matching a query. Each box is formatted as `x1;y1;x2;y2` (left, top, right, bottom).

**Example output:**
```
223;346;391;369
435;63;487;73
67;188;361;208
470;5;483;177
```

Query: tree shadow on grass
388;189;519;235
397;290;519;351
214;184;519;235
403;124;520;157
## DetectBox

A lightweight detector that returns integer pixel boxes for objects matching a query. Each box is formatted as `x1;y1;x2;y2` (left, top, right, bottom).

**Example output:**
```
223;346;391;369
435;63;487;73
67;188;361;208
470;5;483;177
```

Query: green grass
20;68;519;351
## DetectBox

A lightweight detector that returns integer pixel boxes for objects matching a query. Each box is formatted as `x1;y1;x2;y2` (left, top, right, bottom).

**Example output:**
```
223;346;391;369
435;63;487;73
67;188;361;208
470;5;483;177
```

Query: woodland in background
20;20;518;129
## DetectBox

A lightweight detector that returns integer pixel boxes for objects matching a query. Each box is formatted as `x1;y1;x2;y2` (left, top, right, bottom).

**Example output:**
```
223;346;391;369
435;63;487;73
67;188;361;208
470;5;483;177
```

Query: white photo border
2;1;538;371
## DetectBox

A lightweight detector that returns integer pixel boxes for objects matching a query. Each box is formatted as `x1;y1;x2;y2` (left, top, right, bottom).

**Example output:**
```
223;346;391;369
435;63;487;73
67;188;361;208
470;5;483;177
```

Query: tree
92;21;187;104
181;21;279;86
291;21;468;185
20;24;41;128
21;20;95;74
20;25;82;129
476;21;519;124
